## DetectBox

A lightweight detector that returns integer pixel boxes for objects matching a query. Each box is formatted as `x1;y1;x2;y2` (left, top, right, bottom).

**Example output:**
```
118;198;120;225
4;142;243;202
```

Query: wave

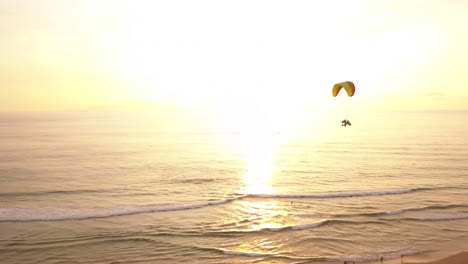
214;219;386;236
0;200;232;222
166;178;222;185
218;247;430;263
158;219;383;237
221;249;276;257
217;248;323;262
385;204;468;216
245;188;414;199
263;220;327;231
330;204;468;220
400;215;468;221
385;209;405;215
3;187;463;222
193;220;330;235
0;188;133;198
1;185;449;200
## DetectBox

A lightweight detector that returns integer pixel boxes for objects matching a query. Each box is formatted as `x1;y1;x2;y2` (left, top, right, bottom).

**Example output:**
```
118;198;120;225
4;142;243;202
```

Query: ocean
1;110;468;264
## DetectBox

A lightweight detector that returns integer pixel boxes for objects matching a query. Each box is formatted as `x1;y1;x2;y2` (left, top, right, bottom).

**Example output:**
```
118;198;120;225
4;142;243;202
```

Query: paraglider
332;81;355;97
332;81;355;127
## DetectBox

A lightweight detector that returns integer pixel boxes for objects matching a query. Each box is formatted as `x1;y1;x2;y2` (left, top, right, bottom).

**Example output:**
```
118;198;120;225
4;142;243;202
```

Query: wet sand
408;251;468;264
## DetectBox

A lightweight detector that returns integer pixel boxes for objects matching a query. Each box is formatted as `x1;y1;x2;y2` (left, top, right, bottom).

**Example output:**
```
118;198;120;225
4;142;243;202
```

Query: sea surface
1;110;468;264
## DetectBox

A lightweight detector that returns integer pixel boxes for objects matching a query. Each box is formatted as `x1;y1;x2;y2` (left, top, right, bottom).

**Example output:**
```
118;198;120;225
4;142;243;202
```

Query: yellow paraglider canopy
332;81;355;97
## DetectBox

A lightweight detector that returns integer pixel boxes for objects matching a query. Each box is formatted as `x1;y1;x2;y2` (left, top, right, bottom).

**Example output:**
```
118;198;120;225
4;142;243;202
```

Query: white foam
265;220;327;231
291;221;326;230
266;227;284;231
0;200;230;222
386;209;405;215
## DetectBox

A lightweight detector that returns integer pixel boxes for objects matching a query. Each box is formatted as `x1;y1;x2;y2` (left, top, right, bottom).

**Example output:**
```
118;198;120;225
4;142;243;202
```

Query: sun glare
242;137;274;195
240;121;276;195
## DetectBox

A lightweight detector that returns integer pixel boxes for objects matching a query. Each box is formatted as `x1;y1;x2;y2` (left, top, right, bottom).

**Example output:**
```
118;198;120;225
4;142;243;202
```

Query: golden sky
1;0;468;112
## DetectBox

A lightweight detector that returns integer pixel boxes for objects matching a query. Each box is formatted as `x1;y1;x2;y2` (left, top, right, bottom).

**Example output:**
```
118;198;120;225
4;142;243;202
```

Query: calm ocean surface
1;111;468;264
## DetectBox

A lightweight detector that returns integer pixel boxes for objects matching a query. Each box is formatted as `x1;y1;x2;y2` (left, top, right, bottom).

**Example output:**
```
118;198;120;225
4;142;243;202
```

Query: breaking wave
0;200;232;222
0;188;450;222
246;188;414;198
262;220;327;231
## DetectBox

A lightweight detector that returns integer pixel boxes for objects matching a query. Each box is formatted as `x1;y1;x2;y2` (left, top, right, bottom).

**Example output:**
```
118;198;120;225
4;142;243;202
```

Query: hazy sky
2;0;468;112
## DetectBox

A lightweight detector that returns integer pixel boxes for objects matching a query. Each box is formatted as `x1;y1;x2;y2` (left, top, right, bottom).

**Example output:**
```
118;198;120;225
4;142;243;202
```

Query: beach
405;251;468;264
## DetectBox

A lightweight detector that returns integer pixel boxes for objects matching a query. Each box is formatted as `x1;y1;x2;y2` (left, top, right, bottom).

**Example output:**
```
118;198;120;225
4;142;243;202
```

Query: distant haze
2;0;468;113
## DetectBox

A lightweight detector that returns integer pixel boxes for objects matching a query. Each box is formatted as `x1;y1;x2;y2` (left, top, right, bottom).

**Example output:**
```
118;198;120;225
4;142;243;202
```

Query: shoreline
356;250;468;264
406;251;468;264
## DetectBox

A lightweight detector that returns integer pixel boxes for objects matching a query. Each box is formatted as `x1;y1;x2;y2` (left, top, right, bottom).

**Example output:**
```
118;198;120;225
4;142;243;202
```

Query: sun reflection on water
240;129;276;195
223;127;300;260
240;200;290;231
224;200;290;258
